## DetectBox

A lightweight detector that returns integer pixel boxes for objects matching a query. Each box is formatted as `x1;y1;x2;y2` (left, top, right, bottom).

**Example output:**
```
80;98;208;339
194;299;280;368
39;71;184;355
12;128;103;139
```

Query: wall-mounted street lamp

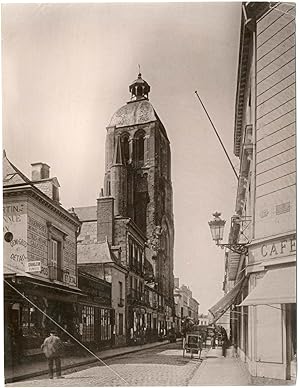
208;212;248;255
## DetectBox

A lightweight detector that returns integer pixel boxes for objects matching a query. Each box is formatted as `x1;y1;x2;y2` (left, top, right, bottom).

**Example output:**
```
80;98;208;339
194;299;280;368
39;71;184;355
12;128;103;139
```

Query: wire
194;91;239;180
4;276;129;385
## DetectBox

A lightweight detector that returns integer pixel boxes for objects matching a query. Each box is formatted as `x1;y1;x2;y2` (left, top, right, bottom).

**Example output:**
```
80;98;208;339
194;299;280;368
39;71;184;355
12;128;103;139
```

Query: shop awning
240;266;296;306
208;277;245;323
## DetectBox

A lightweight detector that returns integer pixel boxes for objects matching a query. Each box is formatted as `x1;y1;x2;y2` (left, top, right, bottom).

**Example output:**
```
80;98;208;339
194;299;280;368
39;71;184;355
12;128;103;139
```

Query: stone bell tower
103;72;175;309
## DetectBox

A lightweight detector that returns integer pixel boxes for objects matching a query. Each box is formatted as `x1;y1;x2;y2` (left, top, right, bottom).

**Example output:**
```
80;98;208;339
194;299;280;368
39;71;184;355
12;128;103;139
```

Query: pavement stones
189;347;251;386
7;343;254;386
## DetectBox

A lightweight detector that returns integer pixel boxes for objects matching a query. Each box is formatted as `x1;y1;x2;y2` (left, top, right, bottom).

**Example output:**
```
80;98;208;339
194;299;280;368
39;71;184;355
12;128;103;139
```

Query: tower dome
129;72;150;100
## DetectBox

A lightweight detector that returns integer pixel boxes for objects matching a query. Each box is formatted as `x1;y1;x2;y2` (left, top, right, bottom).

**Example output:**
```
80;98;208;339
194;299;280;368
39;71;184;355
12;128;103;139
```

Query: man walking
41;330;64;379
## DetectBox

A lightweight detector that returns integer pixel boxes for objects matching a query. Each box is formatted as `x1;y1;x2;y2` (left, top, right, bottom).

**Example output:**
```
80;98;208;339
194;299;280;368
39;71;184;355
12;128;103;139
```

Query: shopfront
240;235;296;381
4;274;82;363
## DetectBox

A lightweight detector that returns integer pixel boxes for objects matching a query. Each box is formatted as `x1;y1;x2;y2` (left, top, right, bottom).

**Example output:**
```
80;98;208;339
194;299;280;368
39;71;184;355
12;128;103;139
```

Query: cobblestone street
8;343;207;386
7;343;252;386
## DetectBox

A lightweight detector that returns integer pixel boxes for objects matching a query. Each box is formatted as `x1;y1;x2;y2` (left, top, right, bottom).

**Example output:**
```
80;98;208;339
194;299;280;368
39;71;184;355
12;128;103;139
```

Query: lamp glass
208;213;226;242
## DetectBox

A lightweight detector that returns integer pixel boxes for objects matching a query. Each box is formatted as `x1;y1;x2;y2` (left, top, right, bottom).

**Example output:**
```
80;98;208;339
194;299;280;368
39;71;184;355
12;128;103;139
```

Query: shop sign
3;202;27;273
26;260;41;272
250;235;296;262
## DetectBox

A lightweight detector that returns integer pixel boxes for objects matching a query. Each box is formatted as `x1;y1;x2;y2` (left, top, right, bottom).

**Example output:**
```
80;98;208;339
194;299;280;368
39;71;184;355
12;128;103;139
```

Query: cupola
129;72;150;100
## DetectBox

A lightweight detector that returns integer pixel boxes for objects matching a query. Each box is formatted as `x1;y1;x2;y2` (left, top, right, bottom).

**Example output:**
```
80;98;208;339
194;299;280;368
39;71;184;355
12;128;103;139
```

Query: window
82;306;95;342
99;309;111;341
118;281;124;306
134;130;145;165
121;134;130;164
119;313;123;335
49;239;62;281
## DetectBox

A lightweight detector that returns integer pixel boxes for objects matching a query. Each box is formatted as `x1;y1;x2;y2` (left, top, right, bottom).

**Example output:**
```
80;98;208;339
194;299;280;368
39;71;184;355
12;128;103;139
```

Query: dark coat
41;335;64;359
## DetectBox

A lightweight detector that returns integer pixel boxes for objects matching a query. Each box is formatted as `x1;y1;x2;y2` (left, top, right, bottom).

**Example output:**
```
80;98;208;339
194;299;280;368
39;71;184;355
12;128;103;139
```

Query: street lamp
208;212;248;255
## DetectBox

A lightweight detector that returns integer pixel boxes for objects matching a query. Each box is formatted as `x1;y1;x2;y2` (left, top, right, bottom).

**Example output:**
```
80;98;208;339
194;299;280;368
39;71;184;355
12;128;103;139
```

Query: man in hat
41;329;64;379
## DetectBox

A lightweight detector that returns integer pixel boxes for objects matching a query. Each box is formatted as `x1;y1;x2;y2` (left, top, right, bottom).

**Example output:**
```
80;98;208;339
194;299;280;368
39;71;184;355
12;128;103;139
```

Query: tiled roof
77;240;115;264
74;206;97;221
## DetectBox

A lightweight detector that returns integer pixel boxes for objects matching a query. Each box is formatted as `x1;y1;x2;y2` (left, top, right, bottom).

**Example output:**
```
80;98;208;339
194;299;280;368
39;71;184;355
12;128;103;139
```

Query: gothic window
134;130;145;166
121;133;130;164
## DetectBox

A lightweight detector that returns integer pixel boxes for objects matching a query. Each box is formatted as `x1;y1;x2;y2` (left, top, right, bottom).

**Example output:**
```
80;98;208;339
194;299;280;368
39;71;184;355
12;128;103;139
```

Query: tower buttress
111;136;127;216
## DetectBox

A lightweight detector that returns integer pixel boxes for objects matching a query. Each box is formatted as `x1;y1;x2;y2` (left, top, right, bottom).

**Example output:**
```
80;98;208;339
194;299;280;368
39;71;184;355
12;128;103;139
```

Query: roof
74;206;97;221
77;240;117;265
233;3;271;156
3;151;31;186
109;99;157;128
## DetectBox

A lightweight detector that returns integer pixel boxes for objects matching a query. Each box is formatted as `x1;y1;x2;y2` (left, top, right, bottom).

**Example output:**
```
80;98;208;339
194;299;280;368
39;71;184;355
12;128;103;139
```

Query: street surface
8;342;208;386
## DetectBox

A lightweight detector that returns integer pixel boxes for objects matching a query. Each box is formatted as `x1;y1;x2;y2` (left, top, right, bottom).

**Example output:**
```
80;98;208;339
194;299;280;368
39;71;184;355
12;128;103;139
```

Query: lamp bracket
217;242;248;255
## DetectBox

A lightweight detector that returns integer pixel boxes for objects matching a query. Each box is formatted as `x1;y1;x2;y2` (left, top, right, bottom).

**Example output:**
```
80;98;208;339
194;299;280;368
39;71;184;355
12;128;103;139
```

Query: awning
208;277;245;323
240;266;296;306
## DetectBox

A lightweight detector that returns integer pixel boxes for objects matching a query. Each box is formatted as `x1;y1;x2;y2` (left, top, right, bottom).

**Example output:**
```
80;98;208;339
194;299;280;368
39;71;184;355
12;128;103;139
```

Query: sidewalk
189;347;251;386
5;340;170;384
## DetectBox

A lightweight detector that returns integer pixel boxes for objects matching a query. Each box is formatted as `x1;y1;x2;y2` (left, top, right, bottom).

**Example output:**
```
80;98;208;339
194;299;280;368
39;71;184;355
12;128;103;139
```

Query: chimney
31;163;50;181
97;196;114;244
31;162;60;203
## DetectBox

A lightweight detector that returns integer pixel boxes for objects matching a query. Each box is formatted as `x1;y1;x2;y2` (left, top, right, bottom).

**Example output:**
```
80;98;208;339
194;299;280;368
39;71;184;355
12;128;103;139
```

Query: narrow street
8;342;251;386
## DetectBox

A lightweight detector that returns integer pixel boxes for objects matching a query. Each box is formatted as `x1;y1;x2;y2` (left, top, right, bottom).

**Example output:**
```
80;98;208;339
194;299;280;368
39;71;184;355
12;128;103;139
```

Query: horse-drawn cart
183;333;202;359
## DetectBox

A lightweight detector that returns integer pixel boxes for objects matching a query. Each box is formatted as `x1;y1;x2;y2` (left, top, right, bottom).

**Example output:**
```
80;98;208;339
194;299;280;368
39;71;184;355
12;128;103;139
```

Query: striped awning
209;277;245;323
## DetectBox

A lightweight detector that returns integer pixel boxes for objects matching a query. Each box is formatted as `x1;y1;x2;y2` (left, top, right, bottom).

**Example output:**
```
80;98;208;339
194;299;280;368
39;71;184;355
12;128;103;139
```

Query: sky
2;2;242;313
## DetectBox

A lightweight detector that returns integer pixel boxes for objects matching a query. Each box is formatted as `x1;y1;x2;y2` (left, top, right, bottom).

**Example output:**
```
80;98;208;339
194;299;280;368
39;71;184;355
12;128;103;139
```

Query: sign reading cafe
249;235;296;263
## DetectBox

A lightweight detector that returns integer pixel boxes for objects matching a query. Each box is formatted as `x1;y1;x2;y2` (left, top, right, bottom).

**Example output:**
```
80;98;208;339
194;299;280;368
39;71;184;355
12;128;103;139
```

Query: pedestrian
221;329;228;357
211;331;216;349
41;329;64;379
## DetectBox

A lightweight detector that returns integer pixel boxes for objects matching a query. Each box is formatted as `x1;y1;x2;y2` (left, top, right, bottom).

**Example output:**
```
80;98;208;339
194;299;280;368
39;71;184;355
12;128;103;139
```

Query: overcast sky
2;2;242;313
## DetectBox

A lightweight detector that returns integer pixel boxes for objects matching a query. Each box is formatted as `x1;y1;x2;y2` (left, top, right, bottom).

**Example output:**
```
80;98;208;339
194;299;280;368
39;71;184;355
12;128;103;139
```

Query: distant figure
41;330;64;379
211;331;216;349
222;330;228;357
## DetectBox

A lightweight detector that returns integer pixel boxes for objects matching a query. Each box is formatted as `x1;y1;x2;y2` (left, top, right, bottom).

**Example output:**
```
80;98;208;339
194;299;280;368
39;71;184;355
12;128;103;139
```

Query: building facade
174;278;200;334
216;2;296;382
3;154;82;361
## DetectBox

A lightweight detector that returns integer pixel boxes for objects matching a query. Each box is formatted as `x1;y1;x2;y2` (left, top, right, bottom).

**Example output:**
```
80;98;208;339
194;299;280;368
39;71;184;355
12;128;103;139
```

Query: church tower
103;72;175;312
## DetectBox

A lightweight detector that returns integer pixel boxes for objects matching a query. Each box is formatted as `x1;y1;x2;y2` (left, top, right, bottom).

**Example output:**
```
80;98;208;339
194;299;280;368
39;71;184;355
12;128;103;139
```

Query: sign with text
26;260;41;273
3;202;27;273
249;235;296;264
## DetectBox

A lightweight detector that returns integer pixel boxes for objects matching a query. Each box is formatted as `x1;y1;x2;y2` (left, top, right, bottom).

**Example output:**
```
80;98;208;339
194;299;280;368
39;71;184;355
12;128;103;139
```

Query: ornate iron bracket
217;243;248;255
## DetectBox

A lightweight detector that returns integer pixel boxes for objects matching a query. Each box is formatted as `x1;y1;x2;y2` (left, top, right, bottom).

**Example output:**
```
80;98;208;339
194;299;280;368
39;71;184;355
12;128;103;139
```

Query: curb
5;340;170;384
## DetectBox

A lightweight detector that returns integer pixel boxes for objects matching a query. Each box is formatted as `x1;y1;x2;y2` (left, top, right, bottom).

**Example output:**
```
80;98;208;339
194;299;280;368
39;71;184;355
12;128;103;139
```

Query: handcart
183;333;202;359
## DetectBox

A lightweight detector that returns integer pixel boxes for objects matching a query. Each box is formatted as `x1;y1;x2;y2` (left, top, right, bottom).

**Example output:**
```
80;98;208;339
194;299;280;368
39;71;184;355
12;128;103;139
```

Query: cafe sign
249;235;296;263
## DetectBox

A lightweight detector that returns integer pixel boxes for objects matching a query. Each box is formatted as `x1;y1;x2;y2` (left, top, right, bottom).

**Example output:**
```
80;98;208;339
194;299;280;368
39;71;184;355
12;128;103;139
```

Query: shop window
82;305;95;342
119;313;123;335
100;309;111;341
